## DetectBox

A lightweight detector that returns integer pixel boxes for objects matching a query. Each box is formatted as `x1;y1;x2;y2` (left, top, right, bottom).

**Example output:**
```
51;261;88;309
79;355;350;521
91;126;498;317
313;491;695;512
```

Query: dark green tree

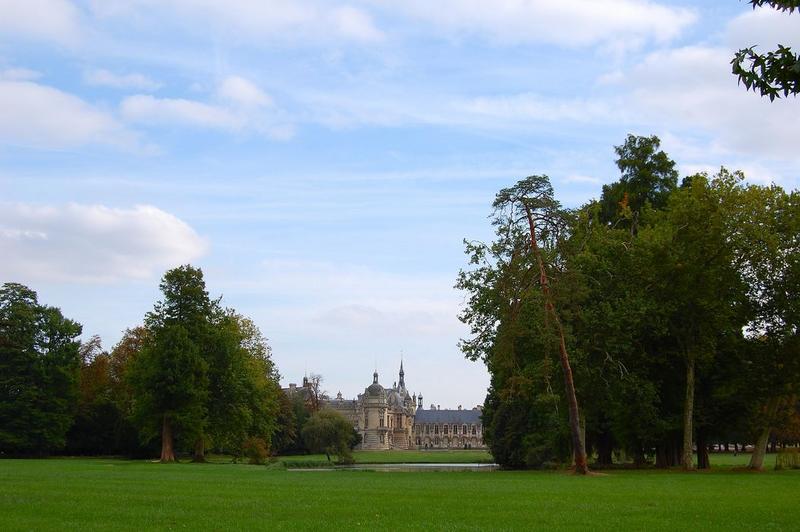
129;324;208;462
0;283;82;455
599;134;678;226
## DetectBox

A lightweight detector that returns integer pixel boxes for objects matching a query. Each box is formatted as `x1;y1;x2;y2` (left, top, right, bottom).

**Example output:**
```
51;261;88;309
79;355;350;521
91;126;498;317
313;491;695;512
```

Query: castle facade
287;362;486;450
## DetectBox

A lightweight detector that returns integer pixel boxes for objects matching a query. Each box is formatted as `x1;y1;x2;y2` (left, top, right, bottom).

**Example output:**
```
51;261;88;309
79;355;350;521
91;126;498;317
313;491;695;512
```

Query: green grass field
1;456;798;530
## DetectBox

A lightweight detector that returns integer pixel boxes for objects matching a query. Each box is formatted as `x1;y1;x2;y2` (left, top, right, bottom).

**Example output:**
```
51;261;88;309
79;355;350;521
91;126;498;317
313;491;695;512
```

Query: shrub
242;437;269;465
775;448;800;470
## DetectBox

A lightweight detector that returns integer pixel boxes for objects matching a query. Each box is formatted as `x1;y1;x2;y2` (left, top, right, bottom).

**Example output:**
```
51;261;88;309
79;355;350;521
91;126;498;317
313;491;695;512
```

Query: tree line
0;265;352;462
458;134;800;472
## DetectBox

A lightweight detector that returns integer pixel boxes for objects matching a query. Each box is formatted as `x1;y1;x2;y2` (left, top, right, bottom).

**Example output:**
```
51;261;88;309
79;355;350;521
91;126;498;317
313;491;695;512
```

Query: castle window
472;425;477;435
380;417;384;428
463;425;467;434
434;425;439;434
453;424;458;434
444;425;448;434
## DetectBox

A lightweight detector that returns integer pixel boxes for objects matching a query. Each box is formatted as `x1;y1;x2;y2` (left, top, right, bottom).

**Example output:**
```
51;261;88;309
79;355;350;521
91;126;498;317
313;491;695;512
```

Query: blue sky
1;0;799;407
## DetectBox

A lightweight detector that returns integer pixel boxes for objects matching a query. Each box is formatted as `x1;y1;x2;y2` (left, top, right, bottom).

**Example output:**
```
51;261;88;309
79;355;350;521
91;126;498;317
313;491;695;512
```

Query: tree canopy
0;283;82;455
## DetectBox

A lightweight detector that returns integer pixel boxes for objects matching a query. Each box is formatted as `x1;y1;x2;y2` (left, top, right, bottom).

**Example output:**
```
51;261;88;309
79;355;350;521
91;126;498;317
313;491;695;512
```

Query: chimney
437;404;440;410
289;383;296;391
458;405;462;410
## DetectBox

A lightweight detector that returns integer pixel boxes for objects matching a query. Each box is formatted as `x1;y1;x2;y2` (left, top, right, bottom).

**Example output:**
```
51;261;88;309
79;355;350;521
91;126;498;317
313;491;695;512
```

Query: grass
1;457;798;530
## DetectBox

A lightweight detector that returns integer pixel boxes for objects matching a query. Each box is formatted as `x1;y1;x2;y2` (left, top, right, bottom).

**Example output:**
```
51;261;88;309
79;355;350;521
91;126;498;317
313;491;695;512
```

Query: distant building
285;362;486;450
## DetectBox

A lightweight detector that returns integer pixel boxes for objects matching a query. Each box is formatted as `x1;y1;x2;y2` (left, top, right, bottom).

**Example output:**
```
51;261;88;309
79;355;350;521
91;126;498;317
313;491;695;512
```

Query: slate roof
414;408;482;424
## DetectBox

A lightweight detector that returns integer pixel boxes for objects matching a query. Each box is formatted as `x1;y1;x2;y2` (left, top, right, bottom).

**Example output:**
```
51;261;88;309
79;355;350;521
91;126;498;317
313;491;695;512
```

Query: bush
301;409;354;463
242;437;269;465
775;448;800;470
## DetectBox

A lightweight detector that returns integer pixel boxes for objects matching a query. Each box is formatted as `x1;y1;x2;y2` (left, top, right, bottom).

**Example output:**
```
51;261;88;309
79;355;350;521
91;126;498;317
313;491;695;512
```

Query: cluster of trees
1;267;361;463
1;266;289;461
458;135;800;472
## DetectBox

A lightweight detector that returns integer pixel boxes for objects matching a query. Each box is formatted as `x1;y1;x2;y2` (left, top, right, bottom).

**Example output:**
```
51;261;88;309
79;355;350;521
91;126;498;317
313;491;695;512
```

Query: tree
731;1;800;100
467;175;588;474
129;324;208;462
301;409;356;463
306;373;326;413
0;283;82;455
599;135;678;226
143;265;216;462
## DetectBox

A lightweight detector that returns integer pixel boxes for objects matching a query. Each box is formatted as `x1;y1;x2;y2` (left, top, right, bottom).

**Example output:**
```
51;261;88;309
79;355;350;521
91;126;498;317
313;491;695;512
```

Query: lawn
1;457;798;530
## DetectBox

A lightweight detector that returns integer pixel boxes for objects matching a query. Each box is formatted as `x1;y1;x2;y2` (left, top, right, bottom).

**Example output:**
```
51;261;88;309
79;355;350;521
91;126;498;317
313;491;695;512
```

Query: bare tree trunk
749;397;780;470
749;426;771;470
682;356;696;471
524;205;588;475
161;415;176;463
193;437;206;463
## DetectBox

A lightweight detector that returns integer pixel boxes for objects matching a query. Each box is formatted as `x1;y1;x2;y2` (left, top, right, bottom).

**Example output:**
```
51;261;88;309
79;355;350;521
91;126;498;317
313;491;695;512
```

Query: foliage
128;324;209;455
731;1;800;100
0;283;82;455
599;134;678;225
242;437;269;465
128;265;282;462
301;409;356;463
459;135;800;470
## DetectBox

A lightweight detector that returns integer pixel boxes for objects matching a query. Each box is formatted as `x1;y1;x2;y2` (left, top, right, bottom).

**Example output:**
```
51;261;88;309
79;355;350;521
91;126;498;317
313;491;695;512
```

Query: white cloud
0;68;42;81
121;77;292;139
218;76;272;107
121;94;243;129
378;0;695;47
625;46;800;160
563;174;602;185
727;6;800;50
89;0;384;43
456;92;615;124
84;69;162;91
0;0;82;45
0;203;208;283
0;80;140;150
332;5;384;43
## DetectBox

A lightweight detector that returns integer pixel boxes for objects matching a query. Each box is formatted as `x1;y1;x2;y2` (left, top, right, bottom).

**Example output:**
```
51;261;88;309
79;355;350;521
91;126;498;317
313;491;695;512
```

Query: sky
1;0;799;408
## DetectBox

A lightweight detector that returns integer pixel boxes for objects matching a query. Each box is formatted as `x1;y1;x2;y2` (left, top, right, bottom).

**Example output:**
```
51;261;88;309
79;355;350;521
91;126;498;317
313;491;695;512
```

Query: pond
290;463;499;472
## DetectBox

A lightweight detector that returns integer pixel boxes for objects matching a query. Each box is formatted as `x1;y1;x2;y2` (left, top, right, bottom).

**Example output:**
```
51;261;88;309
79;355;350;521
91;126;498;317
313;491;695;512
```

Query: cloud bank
0;203;208;283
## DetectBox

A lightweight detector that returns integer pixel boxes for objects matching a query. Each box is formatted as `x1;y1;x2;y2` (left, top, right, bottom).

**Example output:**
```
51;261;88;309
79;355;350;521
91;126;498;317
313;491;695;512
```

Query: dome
366;370;384;396
366;382;385;396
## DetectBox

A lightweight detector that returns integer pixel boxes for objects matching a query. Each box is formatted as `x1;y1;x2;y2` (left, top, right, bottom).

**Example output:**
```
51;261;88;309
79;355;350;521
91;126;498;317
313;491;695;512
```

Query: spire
373;370;379;384
399;356;405;388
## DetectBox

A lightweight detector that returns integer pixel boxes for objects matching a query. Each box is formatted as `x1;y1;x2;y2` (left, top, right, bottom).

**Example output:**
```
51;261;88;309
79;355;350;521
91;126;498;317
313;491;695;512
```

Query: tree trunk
524;204;588;475
161;415;176;463
749;397;780;471
749;426;771;470
682;356;696;471
193;437;206;463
